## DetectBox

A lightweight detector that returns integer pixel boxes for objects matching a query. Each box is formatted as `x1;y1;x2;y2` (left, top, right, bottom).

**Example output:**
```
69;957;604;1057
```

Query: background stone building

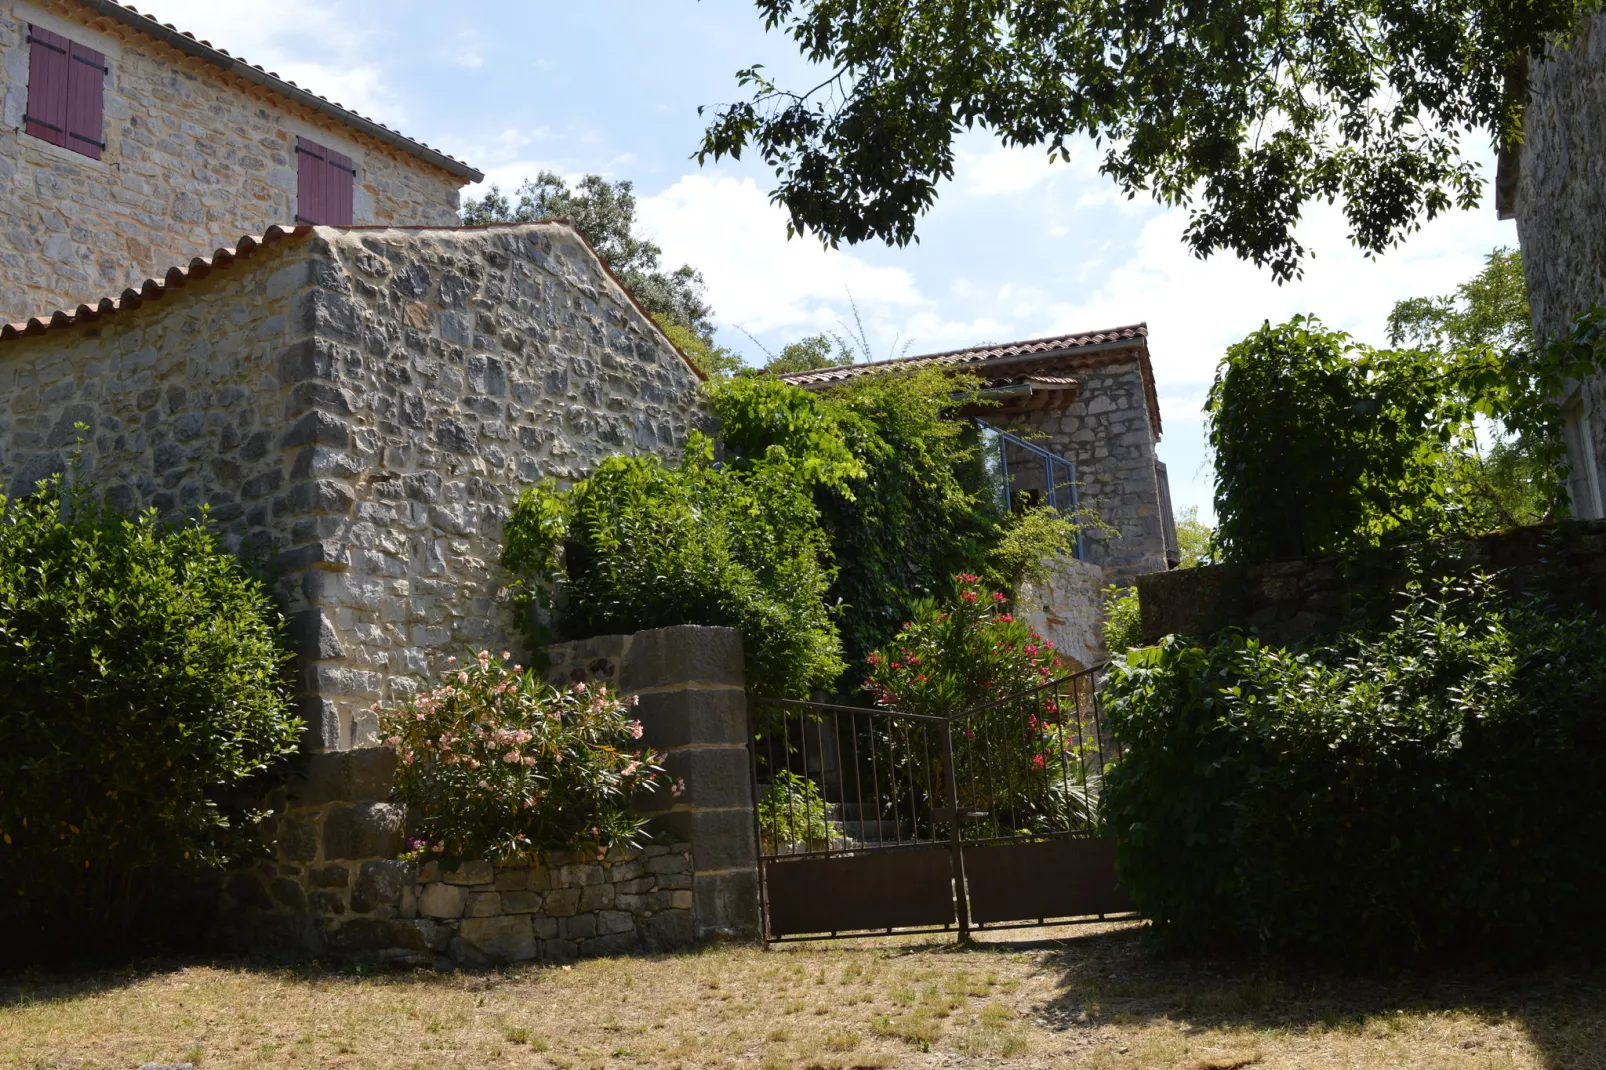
0;0;482;324
781;326;1178;664
1506;14;1606;519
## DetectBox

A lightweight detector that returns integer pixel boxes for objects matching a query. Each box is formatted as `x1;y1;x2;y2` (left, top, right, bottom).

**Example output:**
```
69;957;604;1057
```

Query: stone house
1506;14;1606;518
0;0;482;324
780;326;1178;667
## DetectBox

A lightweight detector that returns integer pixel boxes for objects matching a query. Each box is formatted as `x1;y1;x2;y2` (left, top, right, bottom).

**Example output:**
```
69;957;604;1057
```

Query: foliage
1387;247;1531;357
0;480;299;904
1209;316;1454;562
757;332;856;376
988;505;1095;588
461;171;735;375
1101;573;1606;962
1173;506;1213;569
757;769;836;852
382;651;664;862
1101;585;1143;656
698;0;1590;282
503;435;844;698
863;574;1067;717
709;368;1077;681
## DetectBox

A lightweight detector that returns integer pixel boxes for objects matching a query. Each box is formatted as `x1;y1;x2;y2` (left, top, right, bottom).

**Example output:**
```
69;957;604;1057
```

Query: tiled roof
777;325;1148;386
70;1;482;182
779;324;1159;435
1;224;313;341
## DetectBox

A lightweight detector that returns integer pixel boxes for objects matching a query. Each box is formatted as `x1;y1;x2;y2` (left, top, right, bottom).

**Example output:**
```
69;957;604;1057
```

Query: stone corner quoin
0;221;712;751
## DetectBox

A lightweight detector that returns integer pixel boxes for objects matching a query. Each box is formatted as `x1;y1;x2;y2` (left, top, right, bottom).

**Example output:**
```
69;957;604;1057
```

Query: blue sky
139;0;1518;521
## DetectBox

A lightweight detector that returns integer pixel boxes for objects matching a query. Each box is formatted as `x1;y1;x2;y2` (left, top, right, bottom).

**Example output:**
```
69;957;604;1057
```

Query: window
1562;391;1604;520
24;25;106;160
295;136;356;226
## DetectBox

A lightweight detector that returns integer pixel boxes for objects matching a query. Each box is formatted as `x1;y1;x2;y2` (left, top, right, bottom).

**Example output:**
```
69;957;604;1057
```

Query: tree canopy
698;0;1593;281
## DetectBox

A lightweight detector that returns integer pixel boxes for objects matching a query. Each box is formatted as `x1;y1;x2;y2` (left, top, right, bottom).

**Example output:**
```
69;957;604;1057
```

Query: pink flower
503;751;521;763
671;777;687;798
631;694;641;707
991;591;1006;603
458;671;470;684
501;650;512;660
415;713;426;722
447;656;457;664
961;591;978;604
623;760;640;776
1032;755;1046;769
998;614;1014;623
574;681;588;693
630;720;644;740
523;756;537;766
1025;645;1038;656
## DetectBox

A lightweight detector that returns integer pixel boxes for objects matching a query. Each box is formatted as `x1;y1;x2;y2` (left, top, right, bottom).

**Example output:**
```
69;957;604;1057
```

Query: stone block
658;746;752;810
561;913;597;940
578;883;614;911
633;688;749;750
646;852;689;875
352;860;414;913
619;625;744;691
597;910;635;936
655;809;757;872
464;892;502;917
277;813;319;863
459;916;537;963
559;863;605;887
582;931;639;957
322;802;405;860
226;871;273;911
324;917;431;954
308;864;349;889
527;867;552;892
610;859;645;883
442;860;494;885
641;909;695;951
532;916;559;940
307;891;346;916
501;891;542;914
271;878;307;912
542;938;578;963
287;608;345;660
286;747;397;807
694;869;761;938
493;868;530;891
542;888;581;916
418;882;466;919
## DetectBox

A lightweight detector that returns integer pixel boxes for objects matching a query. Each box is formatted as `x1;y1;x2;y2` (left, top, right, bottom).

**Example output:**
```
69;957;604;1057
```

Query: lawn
2;921;1602;1070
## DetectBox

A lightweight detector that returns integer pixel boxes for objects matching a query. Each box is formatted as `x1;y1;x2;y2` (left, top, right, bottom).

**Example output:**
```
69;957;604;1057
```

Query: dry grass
1;921;1602;1069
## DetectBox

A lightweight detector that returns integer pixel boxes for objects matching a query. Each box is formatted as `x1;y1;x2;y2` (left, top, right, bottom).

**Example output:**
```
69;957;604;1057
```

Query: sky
135;0;1519;521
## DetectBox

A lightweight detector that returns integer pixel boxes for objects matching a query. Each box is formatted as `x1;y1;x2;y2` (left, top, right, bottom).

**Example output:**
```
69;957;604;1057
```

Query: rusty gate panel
963;837;1130;925
764;848;957;938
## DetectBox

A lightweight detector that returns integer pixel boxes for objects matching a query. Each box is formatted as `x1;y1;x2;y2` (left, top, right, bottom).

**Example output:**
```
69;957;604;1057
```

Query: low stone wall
1137;521;1606;647
218;623;759;962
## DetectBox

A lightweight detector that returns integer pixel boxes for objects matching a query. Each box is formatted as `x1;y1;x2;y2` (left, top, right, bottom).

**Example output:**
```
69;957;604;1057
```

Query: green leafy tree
0;480;299;939
1174;506;1213;568
699;1;1590;281
1208;317;1454;563
462;172;740;375
759;332;855;376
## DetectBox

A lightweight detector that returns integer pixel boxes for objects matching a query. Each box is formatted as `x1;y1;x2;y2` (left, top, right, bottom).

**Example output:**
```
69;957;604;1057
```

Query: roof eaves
74;1;484;183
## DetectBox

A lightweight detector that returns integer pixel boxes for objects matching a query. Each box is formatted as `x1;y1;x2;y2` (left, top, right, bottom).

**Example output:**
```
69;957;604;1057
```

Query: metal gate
748;666;1132;942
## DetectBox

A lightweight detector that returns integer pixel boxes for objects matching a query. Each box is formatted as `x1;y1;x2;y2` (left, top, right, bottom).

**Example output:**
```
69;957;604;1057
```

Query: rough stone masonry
0;221;710;751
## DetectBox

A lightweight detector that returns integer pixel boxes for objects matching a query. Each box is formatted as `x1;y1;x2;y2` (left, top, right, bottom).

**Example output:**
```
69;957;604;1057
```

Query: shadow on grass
962;924;1605;1070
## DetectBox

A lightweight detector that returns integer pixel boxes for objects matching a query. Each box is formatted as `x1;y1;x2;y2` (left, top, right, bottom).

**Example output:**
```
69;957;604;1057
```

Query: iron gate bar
750;664;1130;943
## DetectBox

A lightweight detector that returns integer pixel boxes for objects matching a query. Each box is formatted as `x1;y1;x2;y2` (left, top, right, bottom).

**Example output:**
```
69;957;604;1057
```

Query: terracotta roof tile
777;325;1148;386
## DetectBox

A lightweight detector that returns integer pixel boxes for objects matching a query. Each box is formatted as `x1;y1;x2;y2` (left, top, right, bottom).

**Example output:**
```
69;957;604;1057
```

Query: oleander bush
381;650;666;862
758;770;836;853
1101;573;1606;962
0;480;299;936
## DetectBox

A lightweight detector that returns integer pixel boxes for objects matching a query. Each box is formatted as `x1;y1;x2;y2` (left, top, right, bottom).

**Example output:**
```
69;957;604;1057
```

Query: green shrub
1101;574;1606;962
1100;584;1142;655
381;650;665;861
758;770;836;853
504;434;844;698
0;482;299;905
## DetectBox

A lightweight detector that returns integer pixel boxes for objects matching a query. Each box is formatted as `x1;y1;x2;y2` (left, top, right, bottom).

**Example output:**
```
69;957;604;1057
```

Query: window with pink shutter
296;136;356;226
25;25;106;160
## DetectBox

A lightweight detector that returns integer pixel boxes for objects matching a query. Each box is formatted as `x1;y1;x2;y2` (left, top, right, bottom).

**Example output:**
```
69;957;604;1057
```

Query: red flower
998;613;1014;623
991;591;1007;603
961;591;978;603
1031;755;1046;769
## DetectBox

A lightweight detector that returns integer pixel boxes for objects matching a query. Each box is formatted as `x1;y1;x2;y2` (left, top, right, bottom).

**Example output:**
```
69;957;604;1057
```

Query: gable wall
0;223;711;753
0;0;465;324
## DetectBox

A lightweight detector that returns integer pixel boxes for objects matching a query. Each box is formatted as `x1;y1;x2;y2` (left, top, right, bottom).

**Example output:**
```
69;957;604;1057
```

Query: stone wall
1513;16;1606;513
0;0;467;323
1137;521;1606;647
220;624;757;962
0;222;711;751
1001;356;1175;587
1017;552;1106;670
544;625;760;939
222;745;696;966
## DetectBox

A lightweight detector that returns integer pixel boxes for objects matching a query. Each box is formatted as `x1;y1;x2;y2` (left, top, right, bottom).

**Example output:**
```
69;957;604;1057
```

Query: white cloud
637;173;925;337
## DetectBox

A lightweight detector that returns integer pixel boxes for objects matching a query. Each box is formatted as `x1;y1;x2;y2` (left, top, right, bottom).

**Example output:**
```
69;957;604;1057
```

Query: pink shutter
326;147;355;226
65;41;106;160
296;136;326;224
25;25;71;149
